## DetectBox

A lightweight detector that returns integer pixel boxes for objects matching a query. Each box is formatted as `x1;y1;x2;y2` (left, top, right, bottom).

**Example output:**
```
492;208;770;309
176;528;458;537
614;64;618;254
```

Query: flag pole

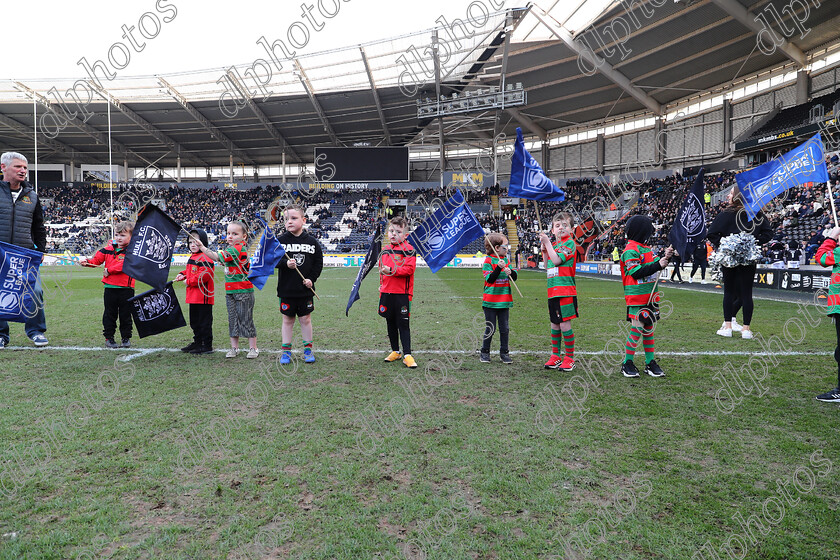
827;179;839;226
486;236;523;298
533;200;544;232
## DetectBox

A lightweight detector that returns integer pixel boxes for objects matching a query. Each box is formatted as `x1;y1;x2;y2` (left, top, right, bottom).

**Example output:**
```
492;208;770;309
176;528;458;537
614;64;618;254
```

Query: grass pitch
0;267;838;559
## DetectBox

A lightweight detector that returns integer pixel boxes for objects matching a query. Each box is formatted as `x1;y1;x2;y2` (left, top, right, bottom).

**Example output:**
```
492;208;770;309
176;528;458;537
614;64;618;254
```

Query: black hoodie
625;216;664;280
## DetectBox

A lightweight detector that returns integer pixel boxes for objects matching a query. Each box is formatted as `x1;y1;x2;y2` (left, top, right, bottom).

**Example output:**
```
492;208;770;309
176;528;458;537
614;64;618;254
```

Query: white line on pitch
2;346;831;357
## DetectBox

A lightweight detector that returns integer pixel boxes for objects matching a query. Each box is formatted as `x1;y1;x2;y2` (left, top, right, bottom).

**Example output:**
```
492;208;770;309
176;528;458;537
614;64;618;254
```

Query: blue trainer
304;348;315;363
279;350;292;365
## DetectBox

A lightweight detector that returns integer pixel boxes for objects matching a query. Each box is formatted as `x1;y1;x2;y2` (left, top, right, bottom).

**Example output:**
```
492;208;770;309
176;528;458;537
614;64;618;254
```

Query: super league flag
669;168;707;260
346;220;384;316
248;217;286;290
736;133;829;221
0;241;42;322
508;127;566;202
123;203;181;291
408;189;484;273
128;281;187;338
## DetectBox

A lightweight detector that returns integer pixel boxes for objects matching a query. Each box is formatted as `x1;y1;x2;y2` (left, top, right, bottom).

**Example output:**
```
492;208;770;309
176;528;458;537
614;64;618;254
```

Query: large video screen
314;147;410;182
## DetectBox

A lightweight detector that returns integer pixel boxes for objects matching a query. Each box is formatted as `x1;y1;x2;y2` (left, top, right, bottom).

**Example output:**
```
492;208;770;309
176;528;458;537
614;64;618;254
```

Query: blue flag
248;218;286;290
128;281;187;338
736;133;829;221
346;220;384;316
0;241;42;322
669;168;707;260
123;203;181;291
508;127;566;202
408;189;484;273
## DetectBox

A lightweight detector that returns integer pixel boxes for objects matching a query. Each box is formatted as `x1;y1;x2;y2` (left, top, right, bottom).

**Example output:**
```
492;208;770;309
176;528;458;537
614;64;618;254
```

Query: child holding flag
193;221;258;359
379;216;417;368
276;205;323;364
81;220;135;348
174;228;215;354
539;212;577;371
480;233;516;364
814;225;840;402
619;216;673;378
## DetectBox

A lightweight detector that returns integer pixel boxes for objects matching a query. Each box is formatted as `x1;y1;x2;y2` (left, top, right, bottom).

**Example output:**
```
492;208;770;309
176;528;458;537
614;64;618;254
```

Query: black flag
346;220;384;316
669;168;707;260
123;203;181;291
128;282;187;338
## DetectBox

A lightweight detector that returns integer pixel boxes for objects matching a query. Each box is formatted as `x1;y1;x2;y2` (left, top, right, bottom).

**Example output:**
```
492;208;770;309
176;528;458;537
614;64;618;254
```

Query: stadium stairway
491;194;500;216
506;219;519;254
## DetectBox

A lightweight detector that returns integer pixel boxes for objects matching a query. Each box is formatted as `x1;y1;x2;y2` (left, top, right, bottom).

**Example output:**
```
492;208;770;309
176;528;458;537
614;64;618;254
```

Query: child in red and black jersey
480;233;516;364
379;216;417;368
174;228;215;355
81;220;135;348
193;221;258;359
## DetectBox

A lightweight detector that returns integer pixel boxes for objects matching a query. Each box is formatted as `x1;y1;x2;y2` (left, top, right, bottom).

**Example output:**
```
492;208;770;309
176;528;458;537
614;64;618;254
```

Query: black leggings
482;307;510;353
690;260;707;279
834;317;840;388
670;262;682;281
722;264;756;325
386;317;411;355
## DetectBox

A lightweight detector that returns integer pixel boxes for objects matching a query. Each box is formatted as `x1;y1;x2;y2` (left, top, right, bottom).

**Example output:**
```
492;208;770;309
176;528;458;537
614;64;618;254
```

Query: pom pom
708;233;761;280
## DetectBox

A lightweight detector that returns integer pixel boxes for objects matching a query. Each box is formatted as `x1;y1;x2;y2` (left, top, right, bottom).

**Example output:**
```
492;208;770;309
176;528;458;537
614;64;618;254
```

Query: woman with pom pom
707;186;774;339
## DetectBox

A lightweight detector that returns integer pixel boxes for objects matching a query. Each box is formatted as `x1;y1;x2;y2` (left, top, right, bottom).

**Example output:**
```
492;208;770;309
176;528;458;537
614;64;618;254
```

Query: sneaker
621;361;640;378
479;350;491;363
687;276;693;283
190;345;214;354
30;333;48;347
731;318;743;332
544;354;563;369
557;356;575;371
741;329;754;340
716;326;733;337
500;353;512;364
384;351;402;362
403;354;417;368
246;347;259;359
105;338;120;349
303;348;315;363
181;342;198;353
816;387;840;402
225;348;239;358
645;360;666;377
279;350;292;364
0;338;6;350
121;339;131;348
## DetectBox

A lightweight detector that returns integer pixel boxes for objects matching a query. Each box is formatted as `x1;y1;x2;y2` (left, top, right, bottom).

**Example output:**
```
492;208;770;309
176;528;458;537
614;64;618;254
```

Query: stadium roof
1;0;839;169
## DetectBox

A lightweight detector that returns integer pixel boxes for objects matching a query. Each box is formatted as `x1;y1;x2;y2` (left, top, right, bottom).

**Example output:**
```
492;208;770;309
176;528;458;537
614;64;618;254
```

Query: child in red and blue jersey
539;212;577;371
81;220;135;349
174;228;215;355
619;215;673;378
193;221;258;359
480;233;516;364
814;225;840;402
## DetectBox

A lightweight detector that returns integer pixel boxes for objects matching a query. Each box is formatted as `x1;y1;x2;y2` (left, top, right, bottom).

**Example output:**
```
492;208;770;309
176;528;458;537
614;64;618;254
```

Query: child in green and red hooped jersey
813;225;840;402
480;233;517;364
193;221;258;359
619;215;673;378
539;212;578;371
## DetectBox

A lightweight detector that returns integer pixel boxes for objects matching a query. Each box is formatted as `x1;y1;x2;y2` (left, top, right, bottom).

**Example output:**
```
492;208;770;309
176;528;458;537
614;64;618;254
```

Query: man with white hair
0;152;48;347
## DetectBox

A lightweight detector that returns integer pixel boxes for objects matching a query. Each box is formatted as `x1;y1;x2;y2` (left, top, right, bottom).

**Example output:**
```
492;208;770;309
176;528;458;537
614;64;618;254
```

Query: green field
1;267;838;559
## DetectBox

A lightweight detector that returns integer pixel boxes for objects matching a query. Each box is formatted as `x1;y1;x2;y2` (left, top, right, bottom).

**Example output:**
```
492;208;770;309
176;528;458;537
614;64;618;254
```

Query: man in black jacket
0;152;48;348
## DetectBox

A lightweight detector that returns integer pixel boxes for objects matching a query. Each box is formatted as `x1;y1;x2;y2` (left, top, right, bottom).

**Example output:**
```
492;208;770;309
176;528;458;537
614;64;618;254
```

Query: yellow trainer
384;351;402;362
403;354;417;368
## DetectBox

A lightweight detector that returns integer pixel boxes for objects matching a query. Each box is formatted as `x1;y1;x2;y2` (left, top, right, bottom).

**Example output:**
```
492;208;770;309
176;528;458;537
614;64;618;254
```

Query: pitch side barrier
571;261;834;293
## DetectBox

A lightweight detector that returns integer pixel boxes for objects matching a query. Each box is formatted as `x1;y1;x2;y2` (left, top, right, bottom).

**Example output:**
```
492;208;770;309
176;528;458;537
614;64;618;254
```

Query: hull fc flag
346;220;384;316
408;189;484;273
0;241;43;323
248;217;286;290
123;203;182;291
128;282;187;338
508;127;566;202
736;133;829;221
669;168;707;260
